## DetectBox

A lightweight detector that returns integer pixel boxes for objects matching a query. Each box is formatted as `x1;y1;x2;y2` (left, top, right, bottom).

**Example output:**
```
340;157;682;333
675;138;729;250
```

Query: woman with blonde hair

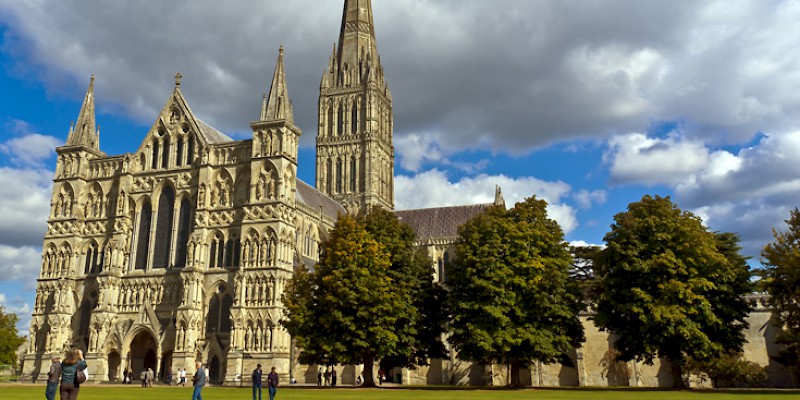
60;349;87;400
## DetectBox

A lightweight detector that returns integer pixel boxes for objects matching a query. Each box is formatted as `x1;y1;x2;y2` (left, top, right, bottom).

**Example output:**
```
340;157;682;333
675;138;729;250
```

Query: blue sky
2;0;800;334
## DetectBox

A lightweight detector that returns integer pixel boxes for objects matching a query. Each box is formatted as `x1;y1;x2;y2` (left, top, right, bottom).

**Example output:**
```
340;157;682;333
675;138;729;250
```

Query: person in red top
267;367;279;400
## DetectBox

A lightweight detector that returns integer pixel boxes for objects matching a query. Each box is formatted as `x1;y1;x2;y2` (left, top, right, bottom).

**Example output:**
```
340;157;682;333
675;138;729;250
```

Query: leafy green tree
594;195;752;388
282;215;412;386
761;208;800;379
0;306;25;367
446;197;584;387
570;245;602;302
361;207;448;370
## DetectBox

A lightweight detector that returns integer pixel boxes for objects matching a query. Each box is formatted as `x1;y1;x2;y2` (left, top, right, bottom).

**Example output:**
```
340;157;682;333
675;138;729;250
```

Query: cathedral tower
316;0;394;212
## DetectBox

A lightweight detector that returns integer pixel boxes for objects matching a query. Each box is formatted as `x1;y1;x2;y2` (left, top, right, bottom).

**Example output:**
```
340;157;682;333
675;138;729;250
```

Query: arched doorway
209;355;221;384
108;351;121;381
128;330;158;382
160;351;173;382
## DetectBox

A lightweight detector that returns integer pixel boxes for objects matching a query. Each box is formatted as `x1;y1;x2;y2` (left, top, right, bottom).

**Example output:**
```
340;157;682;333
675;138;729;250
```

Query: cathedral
21;0;794;388
21;0;465;385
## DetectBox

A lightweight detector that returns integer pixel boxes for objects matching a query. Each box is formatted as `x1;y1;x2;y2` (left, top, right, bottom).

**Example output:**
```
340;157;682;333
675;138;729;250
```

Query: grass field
3;385;800;400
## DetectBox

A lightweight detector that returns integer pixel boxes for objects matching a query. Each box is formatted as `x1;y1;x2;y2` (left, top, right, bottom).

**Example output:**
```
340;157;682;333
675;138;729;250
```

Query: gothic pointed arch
152;185;176;269
55;183;75;218
83;240;104;275
134;197;152;270
174;195;193;269
205;283;233;337
211;169;233;208
209;230;225;269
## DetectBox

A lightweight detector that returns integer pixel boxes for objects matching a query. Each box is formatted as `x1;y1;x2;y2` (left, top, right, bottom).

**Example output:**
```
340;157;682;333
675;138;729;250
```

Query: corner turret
65;75;100;150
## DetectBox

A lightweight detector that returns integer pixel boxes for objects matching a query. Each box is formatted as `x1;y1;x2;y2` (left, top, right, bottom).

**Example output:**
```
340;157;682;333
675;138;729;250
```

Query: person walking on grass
45;356;61;400
252;364;263;400
60;349;87;400
267;367;279;400
192;362;206;400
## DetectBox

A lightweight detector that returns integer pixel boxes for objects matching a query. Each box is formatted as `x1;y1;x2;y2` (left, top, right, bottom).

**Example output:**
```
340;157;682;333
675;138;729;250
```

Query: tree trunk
510;360;522;387
670;360;687;389
362;354;376;387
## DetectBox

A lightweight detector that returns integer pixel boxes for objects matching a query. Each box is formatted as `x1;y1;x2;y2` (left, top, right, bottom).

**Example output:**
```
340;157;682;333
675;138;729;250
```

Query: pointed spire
494;185;506;208
260;93;268;120
66;74;99;149
337;0;378;72
262;46;294;123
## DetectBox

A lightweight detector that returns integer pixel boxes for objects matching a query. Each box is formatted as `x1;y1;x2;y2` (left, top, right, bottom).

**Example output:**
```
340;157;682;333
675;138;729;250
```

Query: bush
687;354;767;388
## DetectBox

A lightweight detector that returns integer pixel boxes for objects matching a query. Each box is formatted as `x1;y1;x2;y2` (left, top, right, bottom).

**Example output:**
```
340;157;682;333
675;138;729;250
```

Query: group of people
251;364;280;400
316;366;338;386
45;349;88;400
44;354;280;400
138;367;155;387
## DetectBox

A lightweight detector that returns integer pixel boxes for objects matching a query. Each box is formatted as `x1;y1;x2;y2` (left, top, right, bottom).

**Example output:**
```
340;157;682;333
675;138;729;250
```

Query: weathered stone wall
403;297;794;387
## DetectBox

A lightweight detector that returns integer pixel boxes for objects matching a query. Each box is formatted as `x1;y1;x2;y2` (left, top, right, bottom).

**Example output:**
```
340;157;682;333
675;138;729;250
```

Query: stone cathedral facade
22;0;794;388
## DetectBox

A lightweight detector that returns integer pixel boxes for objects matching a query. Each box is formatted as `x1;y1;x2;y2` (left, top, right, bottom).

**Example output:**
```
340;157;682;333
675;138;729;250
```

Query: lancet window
151;141;160;170
84;242;104;275
134;200;152;270
336;158;343;194
206;286;233;336
152;186;175;269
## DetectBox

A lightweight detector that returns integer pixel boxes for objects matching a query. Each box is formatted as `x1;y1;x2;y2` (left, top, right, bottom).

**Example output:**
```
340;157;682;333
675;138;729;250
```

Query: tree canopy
282;213;427;386
446;197;584;386
594;195;752;388
761;208;800;376
0;306;25;367
361;207;448;370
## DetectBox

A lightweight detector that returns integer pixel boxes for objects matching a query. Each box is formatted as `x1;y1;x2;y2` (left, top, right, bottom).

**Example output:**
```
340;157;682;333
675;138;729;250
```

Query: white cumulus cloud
395;169;578;233
604;130;800;258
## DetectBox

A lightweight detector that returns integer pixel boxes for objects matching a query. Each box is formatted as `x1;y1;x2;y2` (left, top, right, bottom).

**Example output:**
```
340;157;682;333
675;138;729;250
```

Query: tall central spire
316;0;394;213
337;0;377;70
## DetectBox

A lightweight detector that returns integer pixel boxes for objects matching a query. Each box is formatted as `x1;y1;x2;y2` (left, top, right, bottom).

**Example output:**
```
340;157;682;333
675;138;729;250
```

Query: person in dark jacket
267;367;279;400
252;364;263;400
45;356;61;400
60;349;87;400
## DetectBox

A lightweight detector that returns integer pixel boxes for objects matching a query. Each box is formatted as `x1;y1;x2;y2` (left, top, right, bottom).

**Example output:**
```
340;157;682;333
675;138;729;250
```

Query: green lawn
3;385;800;400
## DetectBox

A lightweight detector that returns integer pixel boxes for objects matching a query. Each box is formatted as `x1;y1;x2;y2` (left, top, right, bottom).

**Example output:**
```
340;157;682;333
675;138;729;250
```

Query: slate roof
395;203;493;240
295;179;346;220
196;118;234;144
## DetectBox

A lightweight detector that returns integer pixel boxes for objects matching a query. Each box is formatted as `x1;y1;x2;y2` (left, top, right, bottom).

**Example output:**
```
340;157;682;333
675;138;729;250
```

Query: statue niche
255;167;276;202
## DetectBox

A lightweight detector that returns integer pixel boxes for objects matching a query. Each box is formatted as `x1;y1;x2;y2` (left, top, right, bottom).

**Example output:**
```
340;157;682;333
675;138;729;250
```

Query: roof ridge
395;203;494;213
